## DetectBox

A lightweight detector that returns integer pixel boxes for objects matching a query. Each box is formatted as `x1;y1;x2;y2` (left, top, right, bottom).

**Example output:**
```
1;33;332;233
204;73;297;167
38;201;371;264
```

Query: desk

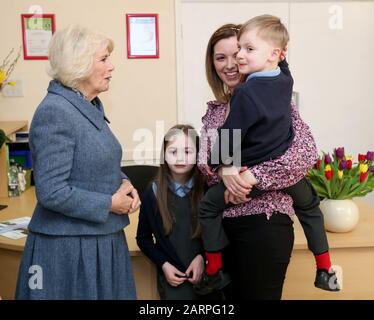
283;200;374;299
1;188;374;300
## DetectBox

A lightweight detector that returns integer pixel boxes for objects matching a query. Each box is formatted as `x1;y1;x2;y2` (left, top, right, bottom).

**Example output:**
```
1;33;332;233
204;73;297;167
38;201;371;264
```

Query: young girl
136;124;215;300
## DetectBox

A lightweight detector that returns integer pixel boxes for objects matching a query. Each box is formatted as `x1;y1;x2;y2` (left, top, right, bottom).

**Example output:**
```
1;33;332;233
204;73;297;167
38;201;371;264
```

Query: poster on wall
126;14;159;59
21;14;56;60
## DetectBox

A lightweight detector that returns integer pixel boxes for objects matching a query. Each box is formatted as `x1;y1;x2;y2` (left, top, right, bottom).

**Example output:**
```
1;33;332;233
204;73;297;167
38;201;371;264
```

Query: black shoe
314;269;341;292
193;270;231;295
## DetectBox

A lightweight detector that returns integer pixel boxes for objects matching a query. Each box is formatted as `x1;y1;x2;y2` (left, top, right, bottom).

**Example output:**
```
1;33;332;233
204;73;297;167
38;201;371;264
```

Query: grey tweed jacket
28;80;129;235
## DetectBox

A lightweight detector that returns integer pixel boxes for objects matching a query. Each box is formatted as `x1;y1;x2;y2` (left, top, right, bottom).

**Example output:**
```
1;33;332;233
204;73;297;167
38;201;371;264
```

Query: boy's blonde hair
238;14;289;49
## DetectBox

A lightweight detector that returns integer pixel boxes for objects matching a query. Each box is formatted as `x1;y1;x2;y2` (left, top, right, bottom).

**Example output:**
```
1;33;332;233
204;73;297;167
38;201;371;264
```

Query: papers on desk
1;229;28;239
0;217;31;239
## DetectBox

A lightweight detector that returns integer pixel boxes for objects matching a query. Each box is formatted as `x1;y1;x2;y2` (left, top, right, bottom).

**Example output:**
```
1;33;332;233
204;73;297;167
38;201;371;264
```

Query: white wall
290;1;374;205
0;0;177;163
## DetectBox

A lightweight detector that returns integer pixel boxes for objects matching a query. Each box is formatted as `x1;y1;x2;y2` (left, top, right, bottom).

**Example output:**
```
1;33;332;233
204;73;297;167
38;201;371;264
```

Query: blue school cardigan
28;80;129;235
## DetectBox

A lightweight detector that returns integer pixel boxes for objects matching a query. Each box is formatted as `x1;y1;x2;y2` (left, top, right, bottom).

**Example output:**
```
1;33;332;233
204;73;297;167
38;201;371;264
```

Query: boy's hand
224;189;250;205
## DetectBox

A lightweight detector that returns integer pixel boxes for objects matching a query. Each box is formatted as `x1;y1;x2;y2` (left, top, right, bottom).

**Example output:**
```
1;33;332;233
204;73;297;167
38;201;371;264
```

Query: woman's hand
120;179;134;194
240;169;258;185
224;189;249;205
218;166;252;197
111;180;135;215
111;193;133;215
185;254;204;285
223;169;258;204
162;262;187;287
120;180;141;213
223;168;258;204
128;185;141;213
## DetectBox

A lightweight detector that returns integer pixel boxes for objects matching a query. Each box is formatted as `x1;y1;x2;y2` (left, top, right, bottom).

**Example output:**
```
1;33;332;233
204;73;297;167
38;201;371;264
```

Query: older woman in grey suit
16;25;139;299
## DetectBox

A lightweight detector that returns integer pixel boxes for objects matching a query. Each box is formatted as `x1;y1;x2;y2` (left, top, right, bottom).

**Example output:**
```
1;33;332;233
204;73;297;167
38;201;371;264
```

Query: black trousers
222;213;294;300
199;177;329;254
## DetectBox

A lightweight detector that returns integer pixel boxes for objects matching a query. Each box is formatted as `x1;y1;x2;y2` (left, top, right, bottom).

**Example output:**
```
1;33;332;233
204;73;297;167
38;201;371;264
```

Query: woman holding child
197;16;331;299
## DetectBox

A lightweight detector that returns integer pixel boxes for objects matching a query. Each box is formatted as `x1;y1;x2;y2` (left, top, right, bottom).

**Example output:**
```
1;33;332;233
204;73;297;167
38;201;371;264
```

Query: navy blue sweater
136;187;204;273
209;60;294;168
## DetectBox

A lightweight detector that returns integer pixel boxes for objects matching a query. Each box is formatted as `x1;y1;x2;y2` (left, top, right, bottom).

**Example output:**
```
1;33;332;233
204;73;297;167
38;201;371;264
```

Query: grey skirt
15;230;136;300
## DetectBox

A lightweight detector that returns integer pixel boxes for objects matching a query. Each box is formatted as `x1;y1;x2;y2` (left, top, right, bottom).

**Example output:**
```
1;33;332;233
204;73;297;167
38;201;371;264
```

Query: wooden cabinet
0;121;28;197
283;200;374;299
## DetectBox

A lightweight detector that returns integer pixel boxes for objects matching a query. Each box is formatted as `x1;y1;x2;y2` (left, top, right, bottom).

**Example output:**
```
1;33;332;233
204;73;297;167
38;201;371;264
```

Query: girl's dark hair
155;124;205;238
205;23;241;103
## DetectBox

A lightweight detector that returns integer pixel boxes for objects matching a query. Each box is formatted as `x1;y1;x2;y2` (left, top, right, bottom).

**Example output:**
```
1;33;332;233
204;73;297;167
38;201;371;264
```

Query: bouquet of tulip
0;47;21;91
307;148;374;200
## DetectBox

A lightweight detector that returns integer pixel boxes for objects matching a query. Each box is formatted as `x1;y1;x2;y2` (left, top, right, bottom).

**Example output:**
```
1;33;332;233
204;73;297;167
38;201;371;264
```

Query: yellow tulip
359;164;368;173
324;164;331;172
338;170;343;179
345;155;352;161
0;69;6;84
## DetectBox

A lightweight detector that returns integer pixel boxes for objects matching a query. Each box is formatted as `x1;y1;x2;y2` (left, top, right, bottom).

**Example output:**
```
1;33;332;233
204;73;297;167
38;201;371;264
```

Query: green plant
0;47;21;90
0;129;11;148
307;148;374;199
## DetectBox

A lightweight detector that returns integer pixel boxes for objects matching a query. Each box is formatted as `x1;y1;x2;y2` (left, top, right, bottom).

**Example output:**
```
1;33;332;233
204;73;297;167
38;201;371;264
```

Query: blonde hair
205;24;242;103
48;24;114;89
238;14;289;50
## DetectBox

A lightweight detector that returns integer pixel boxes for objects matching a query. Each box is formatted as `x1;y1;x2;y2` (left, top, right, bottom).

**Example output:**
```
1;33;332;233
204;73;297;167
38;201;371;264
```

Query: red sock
205;251;223;276
315;251;331;271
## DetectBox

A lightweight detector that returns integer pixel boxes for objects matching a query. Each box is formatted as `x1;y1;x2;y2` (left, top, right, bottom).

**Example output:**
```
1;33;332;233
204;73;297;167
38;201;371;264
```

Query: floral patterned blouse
197;100;318;219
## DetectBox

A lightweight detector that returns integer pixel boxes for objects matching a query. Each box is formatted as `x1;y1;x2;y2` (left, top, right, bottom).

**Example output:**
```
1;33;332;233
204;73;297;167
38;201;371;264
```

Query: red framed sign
21;14;56;60
126;14;159;59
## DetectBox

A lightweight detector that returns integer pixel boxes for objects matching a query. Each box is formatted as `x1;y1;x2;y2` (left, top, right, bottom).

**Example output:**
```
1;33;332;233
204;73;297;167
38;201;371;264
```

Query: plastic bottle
17;163;26;193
